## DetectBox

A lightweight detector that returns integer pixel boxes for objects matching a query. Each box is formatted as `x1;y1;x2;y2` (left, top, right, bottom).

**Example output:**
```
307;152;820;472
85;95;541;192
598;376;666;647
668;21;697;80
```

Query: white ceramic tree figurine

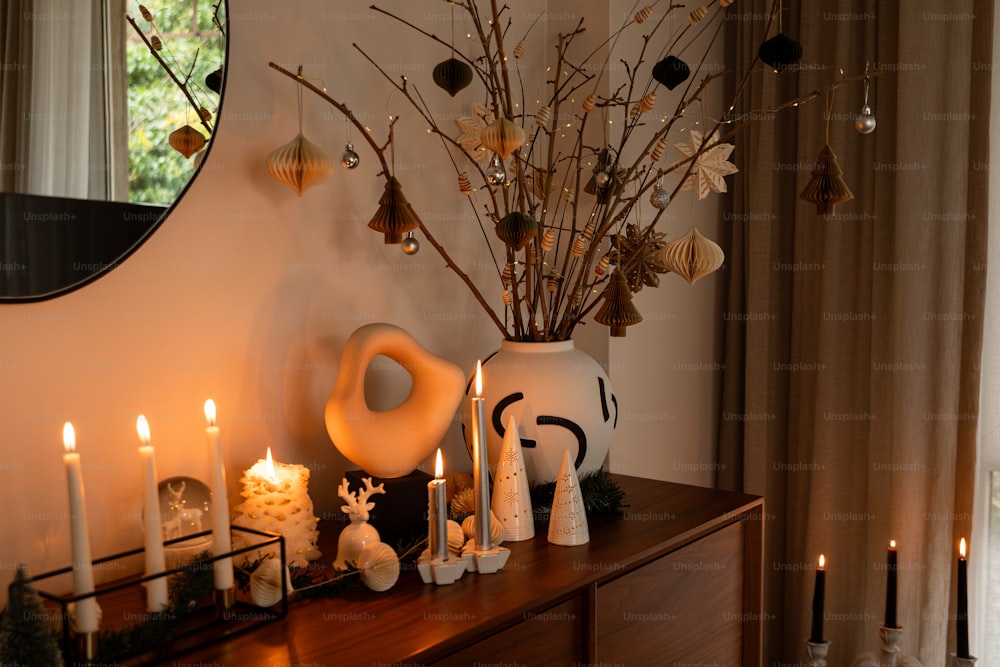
333;477;386;568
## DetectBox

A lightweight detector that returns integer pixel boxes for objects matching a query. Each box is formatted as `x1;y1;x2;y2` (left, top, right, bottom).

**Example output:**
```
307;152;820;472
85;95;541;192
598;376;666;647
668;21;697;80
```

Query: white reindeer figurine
333;477;385;568
161;480;204;541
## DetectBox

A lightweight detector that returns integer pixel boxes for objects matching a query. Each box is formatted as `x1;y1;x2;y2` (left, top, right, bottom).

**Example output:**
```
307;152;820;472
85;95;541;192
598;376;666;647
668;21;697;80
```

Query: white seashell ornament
249;558;293;607
451;486;476;516
357;542;401;592
447;519;466;552
461;511;505;547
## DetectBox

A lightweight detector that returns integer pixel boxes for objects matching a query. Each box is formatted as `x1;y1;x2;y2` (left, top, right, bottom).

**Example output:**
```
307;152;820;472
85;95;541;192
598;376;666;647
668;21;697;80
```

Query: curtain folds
720;2;990;665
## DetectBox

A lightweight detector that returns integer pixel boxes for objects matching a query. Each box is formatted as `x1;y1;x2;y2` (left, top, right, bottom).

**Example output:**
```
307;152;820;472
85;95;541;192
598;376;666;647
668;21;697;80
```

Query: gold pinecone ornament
594;268;643;337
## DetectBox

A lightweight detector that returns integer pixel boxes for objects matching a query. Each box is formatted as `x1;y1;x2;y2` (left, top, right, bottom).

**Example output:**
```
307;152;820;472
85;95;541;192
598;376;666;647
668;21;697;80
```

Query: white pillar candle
472;361;491;551
204;399;233;590
428;449;448;561
136;416;168;612
62;422;99;633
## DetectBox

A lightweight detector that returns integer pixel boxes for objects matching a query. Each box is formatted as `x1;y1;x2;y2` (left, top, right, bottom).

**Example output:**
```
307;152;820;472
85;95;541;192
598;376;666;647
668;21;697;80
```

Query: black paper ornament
432;58;473;97
206;67;223;93
651;56;691;90
758;33;803;72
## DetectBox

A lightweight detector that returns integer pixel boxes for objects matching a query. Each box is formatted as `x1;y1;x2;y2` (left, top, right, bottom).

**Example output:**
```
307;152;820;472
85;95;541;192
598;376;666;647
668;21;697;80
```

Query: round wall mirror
0;0;228;301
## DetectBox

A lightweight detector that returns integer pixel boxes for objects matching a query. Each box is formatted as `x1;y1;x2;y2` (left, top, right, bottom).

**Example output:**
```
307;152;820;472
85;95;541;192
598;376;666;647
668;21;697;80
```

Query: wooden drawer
432;595;585;666
596;521;745;664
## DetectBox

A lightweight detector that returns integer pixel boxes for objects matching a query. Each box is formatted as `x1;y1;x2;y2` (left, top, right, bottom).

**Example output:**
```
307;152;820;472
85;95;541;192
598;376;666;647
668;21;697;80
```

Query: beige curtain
719;2;989;665
0;0;33;193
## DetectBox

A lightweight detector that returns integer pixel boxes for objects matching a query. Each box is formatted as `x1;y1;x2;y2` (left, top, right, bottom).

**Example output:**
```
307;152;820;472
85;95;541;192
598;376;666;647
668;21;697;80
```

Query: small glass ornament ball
341;143;360;169
650;184;670;209
401;235;420;255
855;106;876;134
594;170;611;188
486;157;506;185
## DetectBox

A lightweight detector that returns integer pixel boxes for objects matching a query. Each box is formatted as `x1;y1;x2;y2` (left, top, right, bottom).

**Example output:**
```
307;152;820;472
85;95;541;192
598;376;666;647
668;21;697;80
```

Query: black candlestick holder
26;525;286;666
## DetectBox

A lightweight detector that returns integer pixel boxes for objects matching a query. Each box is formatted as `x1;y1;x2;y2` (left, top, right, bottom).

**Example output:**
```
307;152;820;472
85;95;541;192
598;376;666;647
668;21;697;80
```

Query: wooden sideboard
165;475;763;666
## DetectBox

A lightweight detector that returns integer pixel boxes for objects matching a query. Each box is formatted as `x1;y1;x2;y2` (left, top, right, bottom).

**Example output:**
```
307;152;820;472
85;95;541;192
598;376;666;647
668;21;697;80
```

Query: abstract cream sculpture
325;323;466;478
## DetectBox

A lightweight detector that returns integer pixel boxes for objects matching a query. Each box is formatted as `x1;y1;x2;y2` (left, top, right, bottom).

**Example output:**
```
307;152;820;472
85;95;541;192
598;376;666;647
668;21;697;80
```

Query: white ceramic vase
462;339;617;485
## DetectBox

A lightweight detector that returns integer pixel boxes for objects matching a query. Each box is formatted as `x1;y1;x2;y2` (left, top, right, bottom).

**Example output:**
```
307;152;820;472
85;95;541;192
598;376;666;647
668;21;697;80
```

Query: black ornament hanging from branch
757;1;802;72
432;58;473;96
432;3;472;97
651;55;691;90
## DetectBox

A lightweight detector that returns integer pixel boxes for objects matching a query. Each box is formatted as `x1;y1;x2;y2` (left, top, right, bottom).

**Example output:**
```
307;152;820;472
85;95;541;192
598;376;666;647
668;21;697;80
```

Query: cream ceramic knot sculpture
333;477;385;568
325;323;466;478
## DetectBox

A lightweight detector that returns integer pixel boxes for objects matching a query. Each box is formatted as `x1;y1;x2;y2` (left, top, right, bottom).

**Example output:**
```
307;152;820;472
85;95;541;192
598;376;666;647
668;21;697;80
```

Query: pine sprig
530;469;627;516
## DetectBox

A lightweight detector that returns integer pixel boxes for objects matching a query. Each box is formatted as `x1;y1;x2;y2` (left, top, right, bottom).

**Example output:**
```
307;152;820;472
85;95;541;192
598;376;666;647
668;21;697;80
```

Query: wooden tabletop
146;475;761;667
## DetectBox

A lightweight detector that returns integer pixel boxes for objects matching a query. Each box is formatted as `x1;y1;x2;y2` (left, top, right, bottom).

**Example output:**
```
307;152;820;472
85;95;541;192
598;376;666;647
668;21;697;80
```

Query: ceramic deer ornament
333;477;385;568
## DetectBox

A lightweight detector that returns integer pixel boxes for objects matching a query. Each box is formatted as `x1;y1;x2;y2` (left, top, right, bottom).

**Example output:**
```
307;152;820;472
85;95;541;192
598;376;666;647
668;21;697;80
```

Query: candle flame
889;539;896;550
204;399;217;426
136;415;151;445
960;537;967;559
475;360;483;397
818;554;825;569
265;447;276;480
62;422;76;452
435;448;443;478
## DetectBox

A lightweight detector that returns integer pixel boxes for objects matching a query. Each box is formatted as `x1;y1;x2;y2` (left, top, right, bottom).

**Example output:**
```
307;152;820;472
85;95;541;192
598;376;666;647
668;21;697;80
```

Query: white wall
0;0;724;596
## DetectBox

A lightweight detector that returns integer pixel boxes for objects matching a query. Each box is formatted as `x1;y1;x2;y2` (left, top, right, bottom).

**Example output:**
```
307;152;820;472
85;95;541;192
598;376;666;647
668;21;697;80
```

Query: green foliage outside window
126;1;224;204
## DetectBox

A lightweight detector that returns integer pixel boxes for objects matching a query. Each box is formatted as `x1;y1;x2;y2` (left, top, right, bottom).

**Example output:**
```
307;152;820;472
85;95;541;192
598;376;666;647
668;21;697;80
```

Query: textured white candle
136;416;168;612
204;400;233;590
472;361;491;551
232;447;320;567
62;423;98;632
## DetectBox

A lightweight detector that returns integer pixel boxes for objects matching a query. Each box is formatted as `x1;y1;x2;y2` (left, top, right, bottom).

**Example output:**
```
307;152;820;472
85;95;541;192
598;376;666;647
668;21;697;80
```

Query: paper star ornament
674;130;739;200
456;102;496;167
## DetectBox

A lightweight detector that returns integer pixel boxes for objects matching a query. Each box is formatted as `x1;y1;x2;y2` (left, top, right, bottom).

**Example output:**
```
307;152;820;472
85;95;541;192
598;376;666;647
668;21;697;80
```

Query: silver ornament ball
341;143;360;169
486;158;506;185
854;106;876;134
650;185;670;209
594;170;611;188
401;236;420;255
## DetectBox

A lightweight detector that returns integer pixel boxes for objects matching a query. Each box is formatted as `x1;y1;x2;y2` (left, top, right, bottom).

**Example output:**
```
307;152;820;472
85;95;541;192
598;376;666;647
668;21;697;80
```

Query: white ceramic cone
547;449;589;546
490;415;535;541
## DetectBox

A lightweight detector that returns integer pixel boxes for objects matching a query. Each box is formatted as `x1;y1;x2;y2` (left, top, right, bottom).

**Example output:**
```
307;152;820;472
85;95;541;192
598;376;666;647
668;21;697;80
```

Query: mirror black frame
0;1;229;303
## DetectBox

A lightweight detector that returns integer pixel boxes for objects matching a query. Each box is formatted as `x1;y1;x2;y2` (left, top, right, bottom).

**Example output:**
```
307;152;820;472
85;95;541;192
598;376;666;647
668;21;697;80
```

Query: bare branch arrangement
268;0;872;341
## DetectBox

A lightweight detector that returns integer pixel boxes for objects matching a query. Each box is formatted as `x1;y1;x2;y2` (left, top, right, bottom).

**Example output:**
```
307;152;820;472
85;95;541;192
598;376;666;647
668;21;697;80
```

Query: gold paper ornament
265;133;335;196
168;124;206;159
688;6;708;24
594;268;643;337
150;35;163;51
635;6;654;23
540;228;556;253
582;93;597;114
661;226;725;284
479;118;525;160
368;177;420;243
513;39;526;59
650;136;668;162
799;143;854;216
535;105;552;127
458;172;472;195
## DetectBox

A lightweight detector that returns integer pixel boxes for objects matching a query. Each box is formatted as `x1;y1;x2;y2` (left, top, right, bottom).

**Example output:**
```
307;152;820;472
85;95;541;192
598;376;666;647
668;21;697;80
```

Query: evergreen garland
530;469;627;516
0;565;64;667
